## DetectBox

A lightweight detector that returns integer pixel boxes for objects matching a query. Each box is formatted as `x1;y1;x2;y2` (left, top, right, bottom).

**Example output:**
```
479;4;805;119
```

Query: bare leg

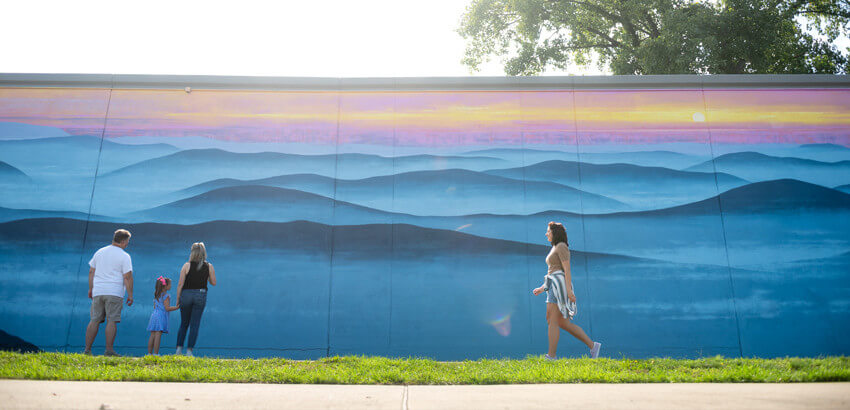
557;316;594;349
546;303;561;357
104;321;117;353
147;332;154;354
84;321;99;352
152;332;162;355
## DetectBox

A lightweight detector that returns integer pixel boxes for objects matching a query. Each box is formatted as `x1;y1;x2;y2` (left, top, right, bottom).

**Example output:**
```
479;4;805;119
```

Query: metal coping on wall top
1;73;849;91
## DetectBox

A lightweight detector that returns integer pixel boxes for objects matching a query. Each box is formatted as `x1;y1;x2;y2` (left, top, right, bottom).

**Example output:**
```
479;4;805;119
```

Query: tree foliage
458;0;850;74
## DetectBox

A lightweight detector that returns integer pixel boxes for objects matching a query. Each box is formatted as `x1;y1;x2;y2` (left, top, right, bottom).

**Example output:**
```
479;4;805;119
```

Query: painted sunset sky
1;88;849;146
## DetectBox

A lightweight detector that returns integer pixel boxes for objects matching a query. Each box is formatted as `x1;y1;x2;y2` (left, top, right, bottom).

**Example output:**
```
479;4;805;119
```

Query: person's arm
123;270;134;306
87;267;95;299
163;295;179;312
208;263;216;286
176;263;189;302
532;276;549;296
556;244;575;302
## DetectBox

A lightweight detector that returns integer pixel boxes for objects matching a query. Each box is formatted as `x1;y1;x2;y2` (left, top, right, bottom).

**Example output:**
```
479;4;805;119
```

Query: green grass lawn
1;352;848;384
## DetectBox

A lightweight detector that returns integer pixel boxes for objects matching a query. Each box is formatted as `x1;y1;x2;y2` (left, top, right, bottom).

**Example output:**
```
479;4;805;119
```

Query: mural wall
1;81;848;359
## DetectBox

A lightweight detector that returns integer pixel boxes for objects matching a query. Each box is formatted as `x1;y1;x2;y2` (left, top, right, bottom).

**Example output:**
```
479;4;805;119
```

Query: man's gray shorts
91;295;123;323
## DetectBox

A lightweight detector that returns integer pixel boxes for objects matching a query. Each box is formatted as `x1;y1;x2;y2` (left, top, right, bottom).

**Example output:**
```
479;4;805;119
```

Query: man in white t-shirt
83;229;134;356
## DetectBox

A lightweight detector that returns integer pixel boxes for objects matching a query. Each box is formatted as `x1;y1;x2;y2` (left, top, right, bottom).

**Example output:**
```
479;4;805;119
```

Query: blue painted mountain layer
0;136;180;212
794;143;850;162
485;160;747;209
99;149;508;192
687;152;850;186
173;169;628;215
0;135;179;177
130;185;391;225
0;206;97;223
420;179;850;264
0;161;30;183
125;179;850;265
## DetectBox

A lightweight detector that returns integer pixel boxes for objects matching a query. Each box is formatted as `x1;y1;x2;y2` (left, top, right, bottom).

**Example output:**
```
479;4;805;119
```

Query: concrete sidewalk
2;380;848;410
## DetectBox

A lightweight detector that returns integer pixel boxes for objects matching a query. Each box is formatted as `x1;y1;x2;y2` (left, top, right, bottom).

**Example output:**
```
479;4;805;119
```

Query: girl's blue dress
146;293;169;333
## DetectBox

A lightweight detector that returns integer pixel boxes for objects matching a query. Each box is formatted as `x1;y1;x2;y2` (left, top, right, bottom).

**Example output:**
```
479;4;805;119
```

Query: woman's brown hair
548;221;568;247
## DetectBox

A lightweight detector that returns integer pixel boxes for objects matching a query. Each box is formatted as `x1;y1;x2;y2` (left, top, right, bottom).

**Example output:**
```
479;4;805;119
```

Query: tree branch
643;10;661;38
548;0;644;47
585;26;624;47
794;8;850;19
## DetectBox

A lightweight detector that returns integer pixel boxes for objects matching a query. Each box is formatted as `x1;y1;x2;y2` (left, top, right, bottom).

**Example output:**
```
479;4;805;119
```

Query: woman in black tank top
183;261;210;290
175;242;217;356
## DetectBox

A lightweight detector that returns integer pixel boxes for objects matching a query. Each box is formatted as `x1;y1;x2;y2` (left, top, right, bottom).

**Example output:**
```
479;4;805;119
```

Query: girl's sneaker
543;354;556;361
590;342;602;359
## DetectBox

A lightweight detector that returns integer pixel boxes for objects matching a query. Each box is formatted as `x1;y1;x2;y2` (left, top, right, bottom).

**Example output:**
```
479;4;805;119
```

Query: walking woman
175;242;217;356
532;222;601;359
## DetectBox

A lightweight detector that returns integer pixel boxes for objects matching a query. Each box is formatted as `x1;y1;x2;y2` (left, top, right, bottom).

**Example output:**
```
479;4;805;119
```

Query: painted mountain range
1;84;848;360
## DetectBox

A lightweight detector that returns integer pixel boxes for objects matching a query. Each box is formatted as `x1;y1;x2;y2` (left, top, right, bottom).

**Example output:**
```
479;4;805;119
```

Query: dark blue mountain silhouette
463;148;568;156
175;169;629;215
0;329;39;353
490;160;743;186
0;206;94;223
0;161;30;182
344;168;628;214
579;151;703;168
484;179;846;223
485;160;746;209
797;143;850;152
0;216;646;263
463;148;703;169
599;179;850;217
132;185;393;224
100;149;507;191
687;152;850;186
178;174;337;198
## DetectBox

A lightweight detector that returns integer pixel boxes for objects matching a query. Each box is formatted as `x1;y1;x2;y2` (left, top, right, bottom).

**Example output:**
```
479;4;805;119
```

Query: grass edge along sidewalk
1;352;848;384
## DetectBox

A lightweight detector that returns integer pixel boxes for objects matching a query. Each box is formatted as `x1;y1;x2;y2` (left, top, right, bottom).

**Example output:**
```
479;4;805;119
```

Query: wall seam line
518;87;534;348
63;75;114;351
326;84;342;357
701;80;744;358
389;83;398;353
571;83;593;339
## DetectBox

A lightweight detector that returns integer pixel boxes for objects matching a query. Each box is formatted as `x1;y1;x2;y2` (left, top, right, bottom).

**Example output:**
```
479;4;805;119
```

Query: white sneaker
186;349;193;357
175;347;182;355
543;354;556;361
590;342;601;359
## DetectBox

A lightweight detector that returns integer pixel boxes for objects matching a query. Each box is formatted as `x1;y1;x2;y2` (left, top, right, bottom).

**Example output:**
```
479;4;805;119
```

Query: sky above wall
0;0;600;77
3;1;846;78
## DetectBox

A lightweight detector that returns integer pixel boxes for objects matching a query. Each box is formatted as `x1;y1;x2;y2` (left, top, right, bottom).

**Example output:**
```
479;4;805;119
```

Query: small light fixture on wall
185;87;192;93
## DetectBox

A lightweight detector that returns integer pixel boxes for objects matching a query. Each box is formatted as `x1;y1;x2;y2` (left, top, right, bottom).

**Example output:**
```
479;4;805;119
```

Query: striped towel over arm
543;271;577;319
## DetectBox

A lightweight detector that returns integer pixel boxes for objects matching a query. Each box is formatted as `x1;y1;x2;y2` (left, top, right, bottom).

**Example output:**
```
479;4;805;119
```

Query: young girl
147;276;179;355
